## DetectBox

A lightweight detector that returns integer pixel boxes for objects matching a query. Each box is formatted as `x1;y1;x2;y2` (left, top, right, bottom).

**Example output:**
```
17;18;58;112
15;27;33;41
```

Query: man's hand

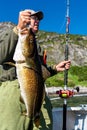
55;60;71;72
17;10;31;32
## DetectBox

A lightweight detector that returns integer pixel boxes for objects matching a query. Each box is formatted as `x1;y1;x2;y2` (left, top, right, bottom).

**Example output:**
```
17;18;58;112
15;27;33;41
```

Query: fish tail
34;118;40;128
34;113;40;127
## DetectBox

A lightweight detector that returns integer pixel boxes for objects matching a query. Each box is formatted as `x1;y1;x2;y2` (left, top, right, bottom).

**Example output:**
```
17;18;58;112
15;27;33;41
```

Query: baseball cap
28;9;44;20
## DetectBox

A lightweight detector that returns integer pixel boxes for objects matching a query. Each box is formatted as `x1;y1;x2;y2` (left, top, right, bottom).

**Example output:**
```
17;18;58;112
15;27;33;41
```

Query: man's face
30;15;40;33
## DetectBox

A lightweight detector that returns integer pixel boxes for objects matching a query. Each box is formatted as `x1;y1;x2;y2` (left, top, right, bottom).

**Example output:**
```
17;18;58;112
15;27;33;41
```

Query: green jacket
0;26;57;82
0;26;55;130
0;27;18;81
0;28;18;64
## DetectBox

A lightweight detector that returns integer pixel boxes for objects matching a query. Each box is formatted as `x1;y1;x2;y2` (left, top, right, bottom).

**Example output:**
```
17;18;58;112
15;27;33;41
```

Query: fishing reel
56;87;79;98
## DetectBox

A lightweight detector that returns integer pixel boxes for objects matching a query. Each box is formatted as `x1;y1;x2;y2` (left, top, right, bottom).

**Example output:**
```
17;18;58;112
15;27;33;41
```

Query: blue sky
0;0;87;35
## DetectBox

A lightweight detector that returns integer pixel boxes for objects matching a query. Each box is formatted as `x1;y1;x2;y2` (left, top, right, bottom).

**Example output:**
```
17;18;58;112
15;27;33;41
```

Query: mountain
0;22;87;66
37;31;87;66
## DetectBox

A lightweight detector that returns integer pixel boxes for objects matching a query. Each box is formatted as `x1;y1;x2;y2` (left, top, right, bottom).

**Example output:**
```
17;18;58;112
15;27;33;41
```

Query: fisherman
0;9;71;130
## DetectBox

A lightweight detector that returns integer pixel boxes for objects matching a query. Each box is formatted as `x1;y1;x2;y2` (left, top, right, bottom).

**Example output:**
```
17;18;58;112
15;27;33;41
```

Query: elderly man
0;9;71;130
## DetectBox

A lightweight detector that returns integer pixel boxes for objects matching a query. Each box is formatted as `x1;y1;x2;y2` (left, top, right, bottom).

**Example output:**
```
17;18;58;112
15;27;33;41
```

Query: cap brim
30;11;44;20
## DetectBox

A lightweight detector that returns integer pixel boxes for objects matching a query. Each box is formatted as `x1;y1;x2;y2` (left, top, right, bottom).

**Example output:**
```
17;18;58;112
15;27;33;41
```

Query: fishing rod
62;0;70;130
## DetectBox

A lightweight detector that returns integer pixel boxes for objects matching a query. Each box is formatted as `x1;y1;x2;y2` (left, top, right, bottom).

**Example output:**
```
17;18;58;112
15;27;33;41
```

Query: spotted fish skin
14;28;45;126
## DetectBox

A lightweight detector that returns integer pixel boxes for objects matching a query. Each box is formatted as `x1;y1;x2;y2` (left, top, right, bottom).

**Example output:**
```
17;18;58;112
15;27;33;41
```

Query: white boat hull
52;105;87;130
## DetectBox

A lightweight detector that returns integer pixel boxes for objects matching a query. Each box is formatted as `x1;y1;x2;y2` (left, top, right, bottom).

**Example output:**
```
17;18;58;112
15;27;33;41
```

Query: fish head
22;28;36;58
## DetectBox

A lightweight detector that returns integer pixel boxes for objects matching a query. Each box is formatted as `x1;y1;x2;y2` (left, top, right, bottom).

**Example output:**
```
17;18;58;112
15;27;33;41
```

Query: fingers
64;60;71;70
65;64;70;70
54;60;71;73
19;28;29;35
20;10;31;23
64;60;71;64
17;10;31;30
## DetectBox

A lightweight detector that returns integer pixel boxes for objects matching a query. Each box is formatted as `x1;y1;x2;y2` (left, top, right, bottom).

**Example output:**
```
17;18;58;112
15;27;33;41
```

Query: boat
52;105;87;130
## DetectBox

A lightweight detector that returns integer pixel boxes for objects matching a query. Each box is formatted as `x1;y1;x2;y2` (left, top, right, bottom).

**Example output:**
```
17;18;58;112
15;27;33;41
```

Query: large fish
13;28;45;127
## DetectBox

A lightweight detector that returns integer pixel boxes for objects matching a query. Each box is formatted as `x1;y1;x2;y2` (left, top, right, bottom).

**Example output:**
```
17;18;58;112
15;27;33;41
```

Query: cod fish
13;28;45;127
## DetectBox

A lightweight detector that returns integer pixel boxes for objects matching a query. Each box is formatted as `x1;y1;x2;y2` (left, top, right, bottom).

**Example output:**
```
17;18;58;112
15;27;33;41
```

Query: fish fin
3;62;16;67
34;113;40;127
34;118;40;128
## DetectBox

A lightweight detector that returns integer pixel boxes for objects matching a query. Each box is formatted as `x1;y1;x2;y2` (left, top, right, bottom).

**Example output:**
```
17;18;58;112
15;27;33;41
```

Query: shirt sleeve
38;45;57;80
0;27;18;64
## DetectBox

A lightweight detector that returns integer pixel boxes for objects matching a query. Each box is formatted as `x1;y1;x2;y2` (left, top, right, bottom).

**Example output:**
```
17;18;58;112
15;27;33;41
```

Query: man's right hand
17;10;31;31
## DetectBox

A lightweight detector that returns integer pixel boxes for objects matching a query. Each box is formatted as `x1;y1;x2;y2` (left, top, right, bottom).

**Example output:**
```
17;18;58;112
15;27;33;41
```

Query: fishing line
58;17;66;33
